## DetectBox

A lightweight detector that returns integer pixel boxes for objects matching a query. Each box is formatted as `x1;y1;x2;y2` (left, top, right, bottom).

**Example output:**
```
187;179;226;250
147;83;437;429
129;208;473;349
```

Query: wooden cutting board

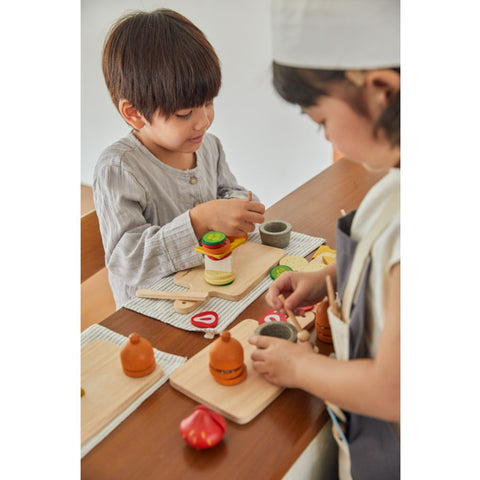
172;241;285;314
81;339;163;446
169;315;314;424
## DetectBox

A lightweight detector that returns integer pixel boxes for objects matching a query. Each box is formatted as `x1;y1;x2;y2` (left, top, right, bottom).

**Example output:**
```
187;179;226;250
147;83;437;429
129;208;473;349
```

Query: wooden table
81;158;385;480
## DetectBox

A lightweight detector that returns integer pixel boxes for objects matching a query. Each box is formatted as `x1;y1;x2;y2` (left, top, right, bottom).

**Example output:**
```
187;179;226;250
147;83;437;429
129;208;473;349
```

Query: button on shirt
93;132;254;308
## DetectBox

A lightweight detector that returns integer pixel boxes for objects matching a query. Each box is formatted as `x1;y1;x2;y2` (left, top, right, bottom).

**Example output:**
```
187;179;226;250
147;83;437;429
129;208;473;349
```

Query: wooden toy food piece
279;255;308;271
200;231;235;286
299;260;327;272
209;331;247;386
315;297;333;344
269;264;292;280
258;308;288;325
191;311;219;328
179;405;227;449
120;332;156;377
312;244;337;265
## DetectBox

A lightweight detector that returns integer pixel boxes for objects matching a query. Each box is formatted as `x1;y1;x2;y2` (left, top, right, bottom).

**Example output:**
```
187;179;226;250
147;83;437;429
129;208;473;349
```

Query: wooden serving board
172;241;285;314
169;315;314;424
81;339;163;446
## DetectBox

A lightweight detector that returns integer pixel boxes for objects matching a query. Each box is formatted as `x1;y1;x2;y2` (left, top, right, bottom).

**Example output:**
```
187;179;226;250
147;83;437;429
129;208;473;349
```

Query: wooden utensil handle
136;290;209;302
278;294;303;332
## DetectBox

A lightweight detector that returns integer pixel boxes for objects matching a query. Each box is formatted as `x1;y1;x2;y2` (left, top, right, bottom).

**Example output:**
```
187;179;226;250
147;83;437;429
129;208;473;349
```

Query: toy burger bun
120;332;156;377
209;331;247;386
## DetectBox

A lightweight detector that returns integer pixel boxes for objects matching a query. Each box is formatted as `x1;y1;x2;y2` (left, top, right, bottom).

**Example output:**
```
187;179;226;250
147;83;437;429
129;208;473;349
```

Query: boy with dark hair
94;9;265;307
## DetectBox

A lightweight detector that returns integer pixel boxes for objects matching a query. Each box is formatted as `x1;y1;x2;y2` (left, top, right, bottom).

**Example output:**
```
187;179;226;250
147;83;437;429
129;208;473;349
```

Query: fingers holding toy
191;198;265;238
266;265;337;314
249;335;313;387
265;271;321;315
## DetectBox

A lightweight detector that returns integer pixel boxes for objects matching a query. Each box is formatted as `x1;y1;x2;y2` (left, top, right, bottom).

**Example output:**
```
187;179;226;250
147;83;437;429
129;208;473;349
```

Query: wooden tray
169;315;314;424
172;242;285;313
81;339;163;446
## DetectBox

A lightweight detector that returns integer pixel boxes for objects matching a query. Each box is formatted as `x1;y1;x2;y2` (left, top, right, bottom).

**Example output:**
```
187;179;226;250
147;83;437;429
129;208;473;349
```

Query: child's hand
249;335;313;387
266;266;336;315
190;198;265;239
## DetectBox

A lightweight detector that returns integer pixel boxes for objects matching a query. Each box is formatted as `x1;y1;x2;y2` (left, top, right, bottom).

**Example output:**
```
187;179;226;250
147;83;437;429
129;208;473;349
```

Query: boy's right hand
190;198;265;239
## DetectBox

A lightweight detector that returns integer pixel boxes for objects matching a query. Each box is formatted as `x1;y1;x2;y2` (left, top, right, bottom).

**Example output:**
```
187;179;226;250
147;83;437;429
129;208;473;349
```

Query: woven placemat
124;230;324;335
81;324;187;458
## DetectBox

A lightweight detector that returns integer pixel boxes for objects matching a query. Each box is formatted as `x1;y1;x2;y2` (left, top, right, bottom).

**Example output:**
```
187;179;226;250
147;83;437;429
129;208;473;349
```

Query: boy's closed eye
175;110;193;120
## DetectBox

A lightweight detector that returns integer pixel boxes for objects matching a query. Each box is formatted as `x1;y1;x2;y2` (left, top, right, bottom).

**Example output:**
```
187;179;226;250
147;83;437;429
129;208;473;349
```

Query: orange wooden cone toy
209;331;247;386
120;332;156;377
315;297;333;344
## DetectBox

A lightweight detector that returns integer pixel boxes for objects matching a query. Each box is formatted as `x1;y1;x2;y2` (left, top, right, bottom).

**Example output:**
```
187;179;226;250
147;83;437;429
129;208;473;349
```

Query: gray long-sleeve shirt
93;132;252;308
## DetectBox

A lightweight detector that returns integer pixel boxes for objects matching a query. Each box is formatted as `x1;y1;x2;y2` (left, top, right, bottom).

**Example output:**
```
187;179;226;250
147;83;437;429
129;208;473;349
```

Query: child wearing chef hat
250;1;400;479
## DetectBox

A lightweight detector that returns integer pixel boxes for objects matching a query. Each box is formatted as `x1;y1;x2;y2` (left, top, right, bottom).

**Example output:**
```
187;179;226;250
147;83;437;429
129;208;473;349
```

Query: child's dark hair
273;63;400;147
102;9;221;121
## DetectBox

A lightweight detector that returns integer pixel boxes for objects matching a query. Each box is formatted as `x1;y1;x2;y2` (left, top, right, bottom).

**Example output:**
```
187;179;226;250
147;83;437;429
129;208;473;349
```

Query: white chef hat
272;0;400;70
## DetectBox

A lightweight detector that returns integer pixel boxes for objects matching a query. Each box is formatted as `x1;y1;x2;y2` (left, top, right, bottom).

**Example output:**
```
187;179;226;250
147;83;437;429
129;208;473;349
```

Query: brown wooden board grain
171;242;285;313
169;315;314;424
81;339;163;446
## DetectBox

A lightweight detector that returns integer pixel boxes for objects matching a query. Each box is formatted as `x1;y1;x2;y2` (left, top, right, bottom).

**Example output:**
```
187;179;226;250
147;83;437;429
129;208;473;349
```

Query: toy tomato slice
258;308;288;325
191;311;219;328
179;405;226;449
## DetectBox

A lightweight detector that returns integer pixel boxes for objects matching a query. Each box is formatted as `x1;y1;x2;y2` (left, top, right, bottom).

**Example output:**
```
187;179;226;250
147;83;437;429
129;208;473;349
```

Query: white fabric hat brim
272;0;400;70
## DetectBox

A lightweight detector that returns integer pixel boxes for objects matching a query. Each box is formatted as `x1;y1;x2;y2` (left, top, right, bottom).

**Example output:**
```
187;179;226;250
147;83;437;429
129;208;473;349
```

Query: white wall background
81;0;332;208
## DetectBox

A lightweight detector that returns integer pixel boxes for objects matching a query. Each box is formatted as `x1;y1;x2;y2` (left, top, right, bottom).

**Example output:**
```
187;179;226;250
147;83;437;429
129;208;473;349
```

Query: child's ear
118;100;146;130
360;69;400;120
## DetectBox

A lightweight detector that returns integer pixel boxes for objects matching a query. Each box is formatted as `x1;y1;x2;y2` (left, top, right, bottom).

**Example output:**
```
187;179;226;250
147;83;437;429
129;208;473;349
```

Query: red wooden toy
191;311;219;328
258;308;288;325
179;405;226;449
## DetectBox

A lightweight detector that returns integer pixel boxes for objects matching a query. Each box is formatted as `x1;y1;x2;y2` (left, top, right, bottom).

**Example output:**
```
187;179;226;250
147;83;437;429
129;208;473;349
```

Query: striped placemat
81;324;187;458
123;230;324;335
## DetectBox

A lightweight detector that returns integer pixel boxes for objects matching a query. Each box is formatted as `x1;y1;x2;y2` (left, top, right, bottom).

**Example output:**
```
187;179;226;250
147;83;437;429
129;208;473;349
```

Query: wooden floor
81;185;116;331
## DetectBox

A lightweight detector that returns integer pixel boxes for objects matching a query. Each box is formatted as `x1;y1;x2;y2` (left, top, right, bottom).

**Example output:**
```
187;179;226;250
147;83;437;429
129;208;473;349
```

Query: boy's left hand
249;335;314;388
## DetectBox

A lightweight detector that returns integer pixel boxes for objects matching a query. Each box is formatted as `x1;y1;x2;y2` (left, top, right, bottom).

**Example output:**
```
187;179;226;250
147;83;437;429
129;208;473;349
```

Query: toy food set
195;231;241;286
169;314;314;424
169;240;285;314
180;405;227;449
209;330;247;386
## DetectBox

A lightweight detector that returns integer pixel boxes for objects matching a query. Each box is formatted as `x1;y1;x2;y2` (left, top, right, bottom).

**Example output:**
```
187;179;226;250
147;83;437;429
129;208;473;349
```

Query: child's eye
176;110;192;119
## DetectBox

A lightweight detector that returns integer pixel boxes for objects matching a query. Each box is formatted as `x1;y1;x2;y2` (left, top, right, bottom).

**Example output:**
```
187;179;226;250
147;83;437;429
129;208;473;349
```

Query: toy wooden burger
120;332;156;377
209;330;247;386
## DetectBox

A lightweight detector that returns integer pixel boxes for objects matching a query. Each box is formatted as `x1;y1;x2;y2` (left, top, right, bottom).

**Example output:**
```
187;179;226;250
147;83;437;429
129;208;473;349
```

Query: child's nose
194;106;212;131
